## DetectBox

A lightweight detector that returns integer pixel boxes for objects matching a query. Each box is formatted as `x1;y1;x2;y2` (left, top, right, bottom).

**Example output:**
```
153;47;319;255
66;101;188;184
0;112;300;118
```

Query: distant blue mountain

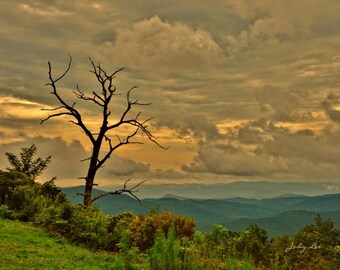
224;210;340;236
96;181;340;199
60;186;340;235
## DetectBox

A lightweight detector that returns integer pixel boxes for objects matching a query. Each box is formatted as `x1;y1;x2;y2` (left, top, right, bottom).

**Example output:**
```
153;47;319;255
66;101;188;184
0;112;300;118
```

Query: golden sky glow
0;0;340;186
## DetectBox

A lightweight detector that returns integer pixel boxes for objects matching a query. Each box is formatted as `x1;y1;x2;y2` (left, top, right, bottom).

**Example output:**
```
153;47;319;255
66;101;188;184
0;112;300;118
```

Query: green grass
0;218;117;270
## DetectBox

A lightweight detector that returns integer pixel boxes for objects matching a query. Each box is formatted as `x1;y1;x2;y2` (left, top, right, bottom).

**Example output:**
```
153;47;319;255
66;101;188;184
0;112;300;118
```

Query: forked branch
41;54;95;145
92;179;146;204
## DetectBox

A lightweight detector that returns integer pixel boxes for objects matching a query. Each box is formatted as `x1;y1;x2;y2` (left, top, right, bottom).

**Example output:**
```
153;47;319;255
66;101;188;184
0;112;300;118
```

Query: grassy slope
0;218;116;270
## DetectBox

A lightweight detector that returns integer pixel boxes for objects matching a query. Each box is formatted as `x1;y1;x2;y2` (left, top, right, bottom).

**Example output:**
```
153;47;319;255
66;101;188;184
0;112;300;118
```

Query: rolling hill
61;186;340;235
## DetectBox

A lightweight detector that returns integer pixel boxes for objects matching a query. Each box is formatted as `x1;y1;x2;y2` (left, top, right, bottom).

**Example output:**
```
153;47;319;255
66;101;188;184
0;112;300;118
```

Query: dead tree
41;55;166;206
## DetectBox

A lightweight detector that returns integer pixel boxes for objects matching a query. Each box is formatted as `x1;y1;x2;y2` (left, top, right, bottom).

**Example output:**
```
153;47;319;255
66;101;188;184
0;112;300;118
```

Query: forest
0;146;339;270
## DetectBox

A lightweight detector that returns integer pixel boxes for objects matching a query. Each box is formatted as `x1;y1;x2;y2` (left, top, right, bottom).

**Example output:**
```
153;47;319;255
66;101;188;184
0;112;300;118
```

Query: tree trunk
83;139;103;206
84;180;93;206
84;166;97;206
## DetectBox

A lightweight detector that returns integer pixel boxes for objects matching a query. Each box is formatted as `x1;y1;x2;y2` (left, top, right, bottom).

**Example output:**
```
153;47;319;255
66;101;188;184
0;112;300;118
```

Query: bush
288;214;340;270
149;226;181;270
205;224;236;258
126;211;195;251
0;170;32;204
41;177;64;201
35;194;74;235
0;205;13;219
108;212;136;251
232;224;271;268
4;184;51;221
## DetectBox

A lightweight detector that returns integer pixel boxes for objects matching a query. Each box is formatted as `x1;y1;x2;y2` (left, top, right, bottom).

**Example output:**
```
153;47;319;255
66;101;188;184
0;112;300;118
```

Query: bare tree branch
40;112;73;124
73;85;104;107
41;55;96;145
92;179;146;204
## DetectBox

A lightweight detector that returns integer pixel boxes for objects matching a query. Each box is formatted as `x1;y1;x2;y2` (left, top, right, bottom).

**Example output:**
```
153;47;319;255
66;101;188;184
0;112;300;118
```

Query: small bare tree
41;55;166;206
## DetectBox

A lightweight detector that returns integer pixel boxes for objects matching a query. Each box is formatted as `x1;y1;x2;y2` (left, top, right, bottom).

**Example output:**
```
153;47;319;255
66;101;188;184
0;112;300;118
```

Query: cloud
224;16;298;55
156;114;221;141
224;0;340;27
183;118;340;180
105;15;223;71
106;156;150;177
219;0;340;55
254;84;309;121
182;142;283;177
233;118;272;145
0;137;88;181
323;93;340;123
19;3;71;17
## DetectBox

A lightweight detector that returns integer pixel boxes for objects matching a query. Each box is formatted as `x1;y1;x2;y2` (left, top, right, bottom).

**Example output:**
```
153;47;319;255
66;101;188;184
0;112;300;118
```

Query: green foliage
37;203;116;250
35;195;74;234
205;224;236;257
0;204;13;219
108;212;136;250
68;206;115;249
114;233;141;270
149;226;181;270
233;224;271;268
5;144;51;181
287;214;340;269
0;170;31;204
179;231;226;270
41;177;64;200
5;184;51;221
126;211;195;251
225;257;255;270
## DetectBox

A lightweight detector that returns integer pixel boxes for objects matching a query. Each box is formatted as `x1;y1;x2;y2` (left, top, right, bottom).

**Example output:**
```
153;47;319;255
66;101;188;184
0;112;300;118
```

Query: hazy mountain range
60;181;340;236
97;181;340;199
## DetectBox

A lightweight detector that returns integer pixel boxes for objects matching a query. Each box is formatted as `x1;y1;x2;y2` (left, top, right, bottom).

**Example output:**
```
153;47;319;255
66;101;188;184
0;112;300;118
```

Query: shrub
288;214;340;270
4;184;51;221
35;194;74;235
149;226;181;270
225;257;255;270
126;211;195;251
108;212;136;251
62;205;112;250
41;177;65;201
115;233;140;270
0;205;13;219
205;224;237;258
0;170;31;204
232;224;271;268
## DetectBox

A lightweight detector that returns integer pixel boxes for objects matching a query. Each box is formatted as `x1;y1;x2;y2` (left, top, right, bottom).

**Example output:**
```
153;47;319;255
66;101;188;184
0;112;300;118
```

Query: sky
0;0;340;188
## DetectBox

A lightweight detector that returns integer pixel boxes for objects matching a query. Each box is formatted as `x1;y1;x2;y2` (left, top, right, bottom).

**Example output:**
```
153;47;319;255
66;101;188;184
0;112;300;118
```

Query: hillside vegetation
1;171;340;269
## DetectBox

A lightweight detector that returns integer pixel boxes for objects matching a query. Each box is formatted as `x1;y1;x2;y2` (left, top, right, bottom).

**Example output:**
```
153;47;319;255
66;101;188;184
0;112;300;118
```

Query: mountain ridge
60;186;340;235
